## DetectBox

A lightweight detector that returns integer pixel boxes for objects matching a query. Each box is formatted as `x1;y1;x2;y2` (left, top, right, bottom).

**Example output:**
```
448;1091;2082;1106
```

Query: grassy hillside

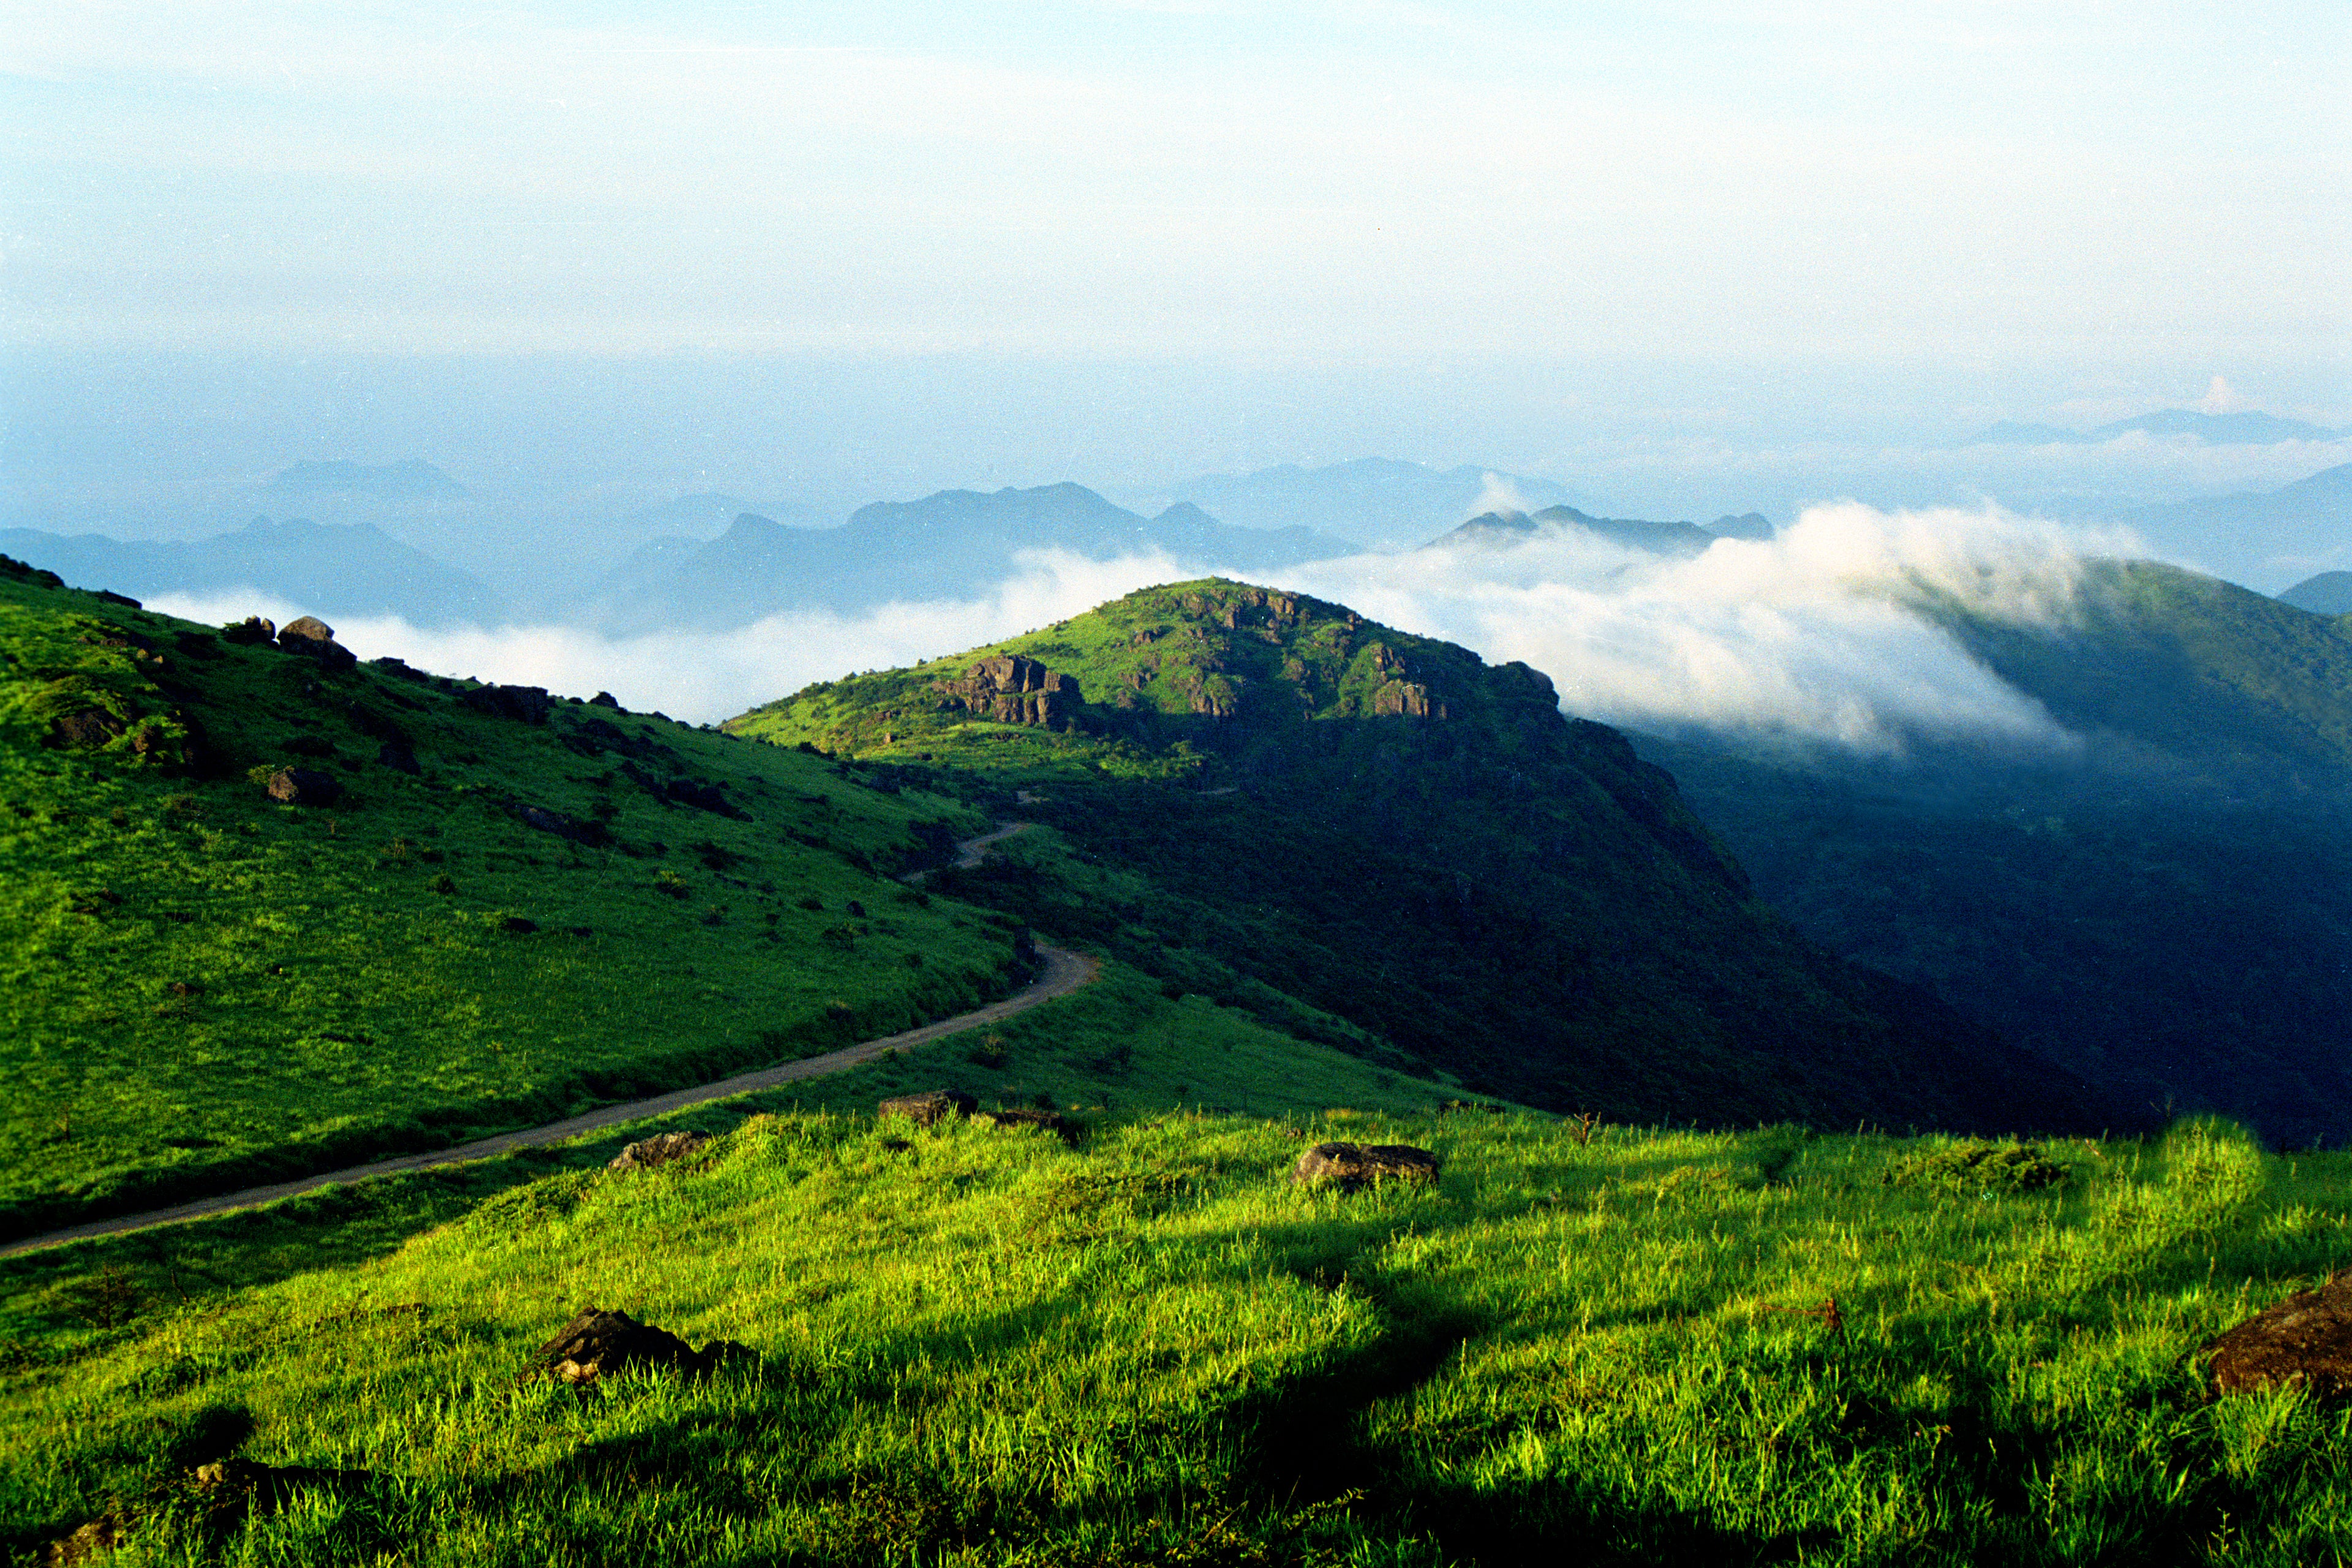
3;1106;2345;1565
1647;559;2352;1147
0;556;1050;1238
729;579;2094;1137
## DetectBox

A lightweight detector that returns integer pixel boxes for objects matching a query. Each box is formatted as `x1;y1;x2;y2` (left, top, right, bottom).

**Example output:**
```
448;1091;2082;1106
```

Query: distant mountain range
590;483;1357;633
0;516;505;626
2120;462;2352;590
1147;458;1602;550
1429;505;1773;557
1970;409;2346;446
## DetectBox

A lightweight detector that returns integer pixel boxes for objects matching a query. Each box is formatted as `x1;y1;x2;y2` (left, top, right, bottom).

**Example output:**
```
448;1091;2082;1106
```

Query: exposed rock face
1288;1142;1441;1190
1362;643;1447;719
590;690;624;709
222;615;278;646
461;684;554;724
933;655;1083;726
2199;1270;2352;1400
277;616;358;671
527;1306;748;1384
880;1089;978;1127
609;1129;710;1170
265;766;343;807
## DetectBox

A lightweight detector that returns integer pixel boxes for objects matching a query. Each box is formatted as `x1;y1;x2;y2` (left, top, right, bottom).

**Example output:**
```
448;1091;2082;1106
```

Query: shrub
428;873;458;895
1882;1140;2068;1196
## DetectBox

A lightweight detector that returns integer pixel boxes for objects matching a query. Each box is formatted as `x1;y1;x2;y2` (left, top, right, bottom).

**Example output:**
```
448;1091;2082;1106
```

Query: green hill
1645;559;2352;1147
727;578;2093;1136
4;1104;2345;1565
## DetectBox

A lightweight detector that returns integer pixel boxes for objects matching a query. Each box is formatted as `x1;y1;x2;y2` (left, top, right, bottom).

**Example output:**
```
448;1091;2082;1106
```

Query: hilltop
728;578;2095;1135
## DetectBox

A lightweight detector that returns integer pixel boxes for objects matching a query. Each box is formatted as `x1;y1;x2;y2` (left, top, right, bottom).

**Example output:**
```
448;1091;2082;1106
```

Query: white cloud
142;551;1189;723
148;502;2126;755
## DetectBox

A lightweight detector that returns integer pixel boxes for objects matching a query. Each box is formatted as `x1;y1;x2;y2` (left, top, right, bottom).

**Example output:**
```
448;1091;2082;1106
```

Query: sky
2;0;2348;608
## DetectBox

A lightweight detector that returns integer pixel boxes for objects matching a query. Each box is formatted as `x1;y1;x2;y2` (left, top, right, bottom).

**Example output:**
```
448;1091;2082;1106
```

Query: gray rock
276;615;357;670
1289;1141;1441;1191
608;1129;710;1170
880;1090;978;1127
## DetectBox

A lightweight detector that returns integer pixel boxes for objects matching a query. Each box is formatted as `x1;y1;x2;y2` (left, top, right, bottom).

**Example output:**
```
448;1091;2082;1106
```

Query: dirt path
5;824;1090;1259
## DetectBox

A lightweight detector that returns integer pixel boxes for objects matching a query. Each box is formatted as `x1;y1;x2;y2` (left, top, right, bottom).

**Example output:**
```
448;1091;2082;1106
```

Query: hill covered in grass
3;1105;2344;1565
1645;559;2352;1147
727;578;2097;1136
0;557;1020;1238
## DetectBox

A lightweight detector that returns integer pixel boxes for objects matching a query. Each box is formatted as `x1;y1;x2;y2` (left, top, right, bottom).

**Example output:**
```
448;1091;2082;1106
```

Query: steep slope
595;484;1354;631
729;578;2094;1135
0;517;505;626
0;555;1044;1237
1643;559;2352;1146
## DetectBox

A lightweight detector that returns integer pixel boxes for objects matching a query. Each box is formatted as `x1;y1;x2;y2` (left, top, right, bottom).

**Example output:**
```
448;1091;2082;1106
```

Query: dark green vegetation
0;556;1048;1238
6;1109;2349;1564
729;579;2089;1136
1644;558;2352;1148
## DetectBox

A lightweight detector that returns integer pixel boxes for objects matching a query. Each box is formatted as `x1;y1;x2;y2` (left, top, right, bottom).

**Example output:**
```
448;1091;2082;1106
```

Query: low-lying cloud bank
148;502;2136;751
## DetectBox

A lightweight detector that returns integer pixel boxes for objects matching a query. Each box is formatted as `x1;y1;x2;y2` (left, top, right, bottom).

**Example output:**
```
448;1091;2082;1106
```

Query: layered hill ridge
1427;505;1770;557
593;484;1355;633
1646;557;2352;1146
729;578;2096;1135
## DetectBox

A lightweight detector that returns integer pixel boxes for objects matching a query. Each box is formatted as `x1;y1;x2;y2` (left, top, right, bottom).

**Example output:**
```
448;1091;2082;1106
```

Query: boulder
45;708;126;750
277;616;358;671
590;690;624;709
1289;1142;1441;1191
265;767;343;807
608;1129;710;1170
527;1306;749;1385
2199;1270;2352;1400
220;612;274;644
460;684;554;724
880;1090;978;1128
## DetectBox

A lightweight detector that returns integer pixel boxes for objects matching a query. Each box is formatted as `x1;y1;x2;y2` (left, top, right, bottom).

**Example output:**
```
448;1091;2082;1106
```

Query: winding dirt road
4;824;1089;1259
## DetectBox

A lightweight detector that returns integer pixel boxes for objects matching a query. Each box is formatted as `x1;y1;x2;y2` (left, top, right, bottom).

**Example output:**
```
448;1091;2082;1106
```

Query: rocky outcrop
527;1306;748;1385
1288;1142;1441;1190
277;616;357;671
608;1129;710;1170
2199;1270;2352;1400
880;1090;977;1127
460;684;553;724
265;767;343;807
932;655;1083;726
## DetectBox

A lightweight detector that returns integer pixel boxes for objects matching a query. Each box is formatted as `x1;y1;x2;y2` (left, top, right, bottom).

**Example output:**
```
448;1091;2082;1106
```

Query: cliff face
930;655;1084;727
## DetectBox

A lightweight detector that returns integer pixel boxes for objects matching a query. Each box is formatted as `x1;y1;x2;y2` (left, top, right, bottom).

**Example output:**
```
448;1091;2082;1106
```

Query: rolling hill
727;577;2097;1136
1641;558;2352;1147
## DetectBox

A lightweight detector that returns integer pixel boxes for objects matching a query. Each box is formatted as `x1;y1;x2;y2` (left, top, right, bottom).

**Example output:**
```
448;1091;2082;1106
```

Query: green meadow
4;1109;2346;1565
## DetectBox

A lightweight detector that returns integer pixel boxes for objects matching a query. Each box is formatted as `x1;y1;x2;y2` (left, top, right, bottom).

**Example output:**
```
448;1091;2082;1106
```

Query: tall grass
4;1112;2346;1564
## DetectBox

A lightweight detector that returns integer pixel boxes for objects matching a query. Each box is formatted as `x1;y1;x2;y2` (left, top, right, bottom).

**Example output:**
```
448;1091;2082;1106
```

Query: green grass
0;569;1036;1235
3;1112;2346;1565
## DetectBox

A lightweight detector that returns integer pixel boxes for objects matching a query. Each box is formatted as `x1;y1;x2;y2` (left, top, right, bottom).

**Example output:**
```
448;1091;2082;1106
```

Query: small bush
968;1034;1009;1069
1882;1140;2068;1196
428;873;458;895
656;871;691;899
